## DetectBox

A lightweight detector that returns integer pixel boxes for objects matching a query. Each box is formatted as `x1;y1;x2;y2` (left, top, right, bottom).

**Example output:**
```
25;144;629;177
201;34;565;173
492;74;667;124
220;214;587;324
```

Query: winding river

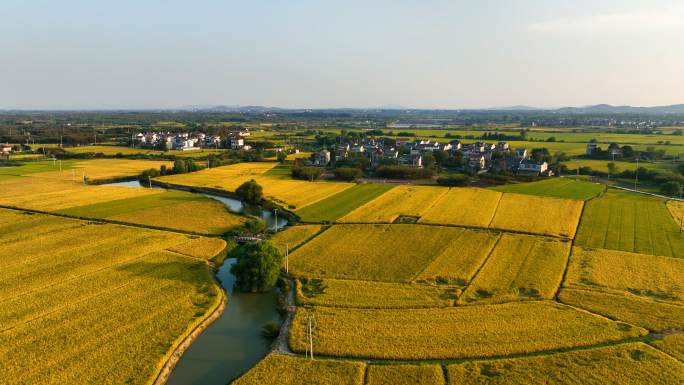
103;181;284;384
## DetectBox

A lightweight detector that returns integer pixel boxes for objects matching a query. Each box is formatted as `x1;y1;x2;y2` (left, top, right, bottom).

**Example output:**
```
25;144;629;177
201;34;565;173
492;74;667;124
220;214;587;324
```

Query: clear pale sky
1;0;683;110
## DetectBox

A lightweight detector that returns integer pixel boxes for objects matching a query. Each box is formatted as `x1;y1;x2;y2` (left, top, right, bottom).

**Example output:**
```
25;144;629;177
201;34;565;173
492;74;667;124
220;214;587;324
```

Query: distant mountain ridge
170;103;684;114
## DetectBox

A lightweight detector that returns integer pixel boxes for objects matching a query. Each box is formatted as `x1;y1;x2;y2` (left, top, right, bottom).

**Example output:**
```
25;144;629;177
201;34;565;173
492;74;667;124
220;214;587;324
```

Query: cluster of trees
229;241;283;293
137;158;203;183
291;158;323;181
586;143;668;161
436;174;471;187
332;168;362;181
376;165;436;179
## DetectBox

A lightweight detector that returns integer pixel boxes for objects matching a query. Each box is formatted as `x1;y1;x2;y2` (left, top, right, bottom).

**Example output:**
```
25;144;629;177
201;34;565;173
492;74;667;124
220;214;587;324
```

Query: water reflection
165;259;280;385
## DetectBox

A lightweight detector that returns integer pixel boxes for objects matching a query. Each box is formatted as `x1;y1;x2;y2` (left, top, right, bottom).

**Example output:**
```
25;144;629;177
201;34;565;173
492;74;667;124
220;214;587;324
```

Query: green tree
244;219;266;234
138;168;160;183
172;159;188;174
607;162;619;175
235;179;263;204
229;241;283;293
277;151;287;164
333;167;362;181
660;181;682;197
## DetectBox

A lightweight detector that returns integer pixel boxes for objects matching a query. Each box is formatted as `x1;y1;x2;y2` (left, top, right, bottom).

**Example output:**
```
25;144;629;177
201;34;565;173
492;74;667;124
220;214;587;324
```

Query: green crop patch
54;190;204;219
295;184;394;223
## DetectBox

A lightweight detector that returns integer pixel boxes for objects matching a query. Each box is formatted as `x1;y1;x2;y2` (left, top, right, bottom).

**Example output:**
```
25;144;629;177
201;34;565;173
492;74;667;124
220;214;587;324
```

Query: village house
229;137;251;150
308;150;330;166
335;149;348;163
496;157;522;171
515;148;528;159
497;142;510;151
518;160;549;175
0;144;13;154
586;144;599;155
395;138;410;147
469;154;486;169
397;154;422;168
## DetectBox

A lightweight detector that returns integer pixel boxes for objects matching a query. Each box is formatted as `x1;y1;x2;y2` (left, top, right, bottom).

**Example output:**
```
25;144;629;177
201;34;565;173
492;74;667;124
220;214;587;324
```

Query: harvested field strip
288;224;464;282
231;354;366;385
338;186;449;223
446;342;684;384
294;184;394;223
414;229;501;286
289;302;647;360
558;288;684;332
106;199;248;235
489;193;584;238
563;247;684;303
418;188;502;228
295;279;458;309
269;225;325;254
54;190;203;219
366;364;445;385
458;234;571;305
24;159;174;182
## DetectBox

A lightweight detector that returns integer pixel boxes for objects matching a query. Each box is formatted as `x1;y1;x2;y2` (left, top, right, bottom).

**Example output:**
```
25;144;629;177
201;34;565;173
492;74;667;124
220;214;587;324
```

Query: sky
1;0;683;110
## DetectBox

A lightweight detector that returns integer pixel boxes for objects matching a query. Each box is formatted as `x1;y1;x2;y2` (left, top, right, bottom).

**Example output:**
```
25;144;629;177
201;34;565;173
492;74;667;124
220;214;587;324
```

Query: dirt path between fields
153;266;227;385
272;279;296;355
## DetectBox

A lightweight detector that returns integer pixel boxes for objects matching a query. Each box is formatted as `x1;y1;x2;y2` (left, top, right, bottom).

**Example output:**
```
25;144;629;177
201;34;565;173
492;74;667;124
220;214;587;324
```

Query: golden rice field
288;224;464;282
0;177;249;235
337;186;449;223
107;199;248;235
458;234;571;304
366;365;445;385
231;354;365;385
564;247;684;302
0;182;164;211
167;237;228;260
650;333;684;363
269;225;325;254
489;193;584;238
296;279;458;309
574;189;684;258
418;188;502;228
156;163;354;209
0;209;221;385
29;159;174;182
668;200;684;231
558;288;684;332
447;342;684;384
289;302;646;360
414;229;501;286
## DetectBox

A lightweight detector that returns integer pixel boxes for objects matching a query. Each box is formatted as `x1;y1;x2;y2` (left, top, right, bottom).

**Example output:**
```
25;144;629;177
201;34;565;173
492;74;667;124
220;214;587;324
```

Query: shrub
436;174;471;187
333;168;362;181
261;321;281;338
376;165;436;179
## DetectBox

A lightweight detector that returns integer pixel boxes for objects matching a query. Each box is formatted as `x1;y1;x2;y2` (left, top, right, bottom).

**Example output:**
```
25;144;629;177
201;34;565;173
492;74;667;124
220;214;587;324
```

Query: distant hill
376;104;409;110
555;104;684;114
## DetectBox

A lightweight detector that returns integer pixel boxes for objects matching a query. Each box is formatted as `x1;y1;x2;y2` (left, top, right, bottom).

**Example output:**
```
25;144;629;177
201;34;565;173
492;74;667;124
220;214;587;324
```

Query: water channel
103;180;285;384
104;180;288;229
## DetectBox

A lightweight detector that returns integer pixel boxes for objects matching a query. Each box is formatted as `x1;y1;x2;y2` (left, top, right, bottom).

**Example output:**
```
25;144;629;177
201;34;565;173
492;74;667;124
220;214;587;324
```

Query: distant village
308;138;555;176
131;130;252;151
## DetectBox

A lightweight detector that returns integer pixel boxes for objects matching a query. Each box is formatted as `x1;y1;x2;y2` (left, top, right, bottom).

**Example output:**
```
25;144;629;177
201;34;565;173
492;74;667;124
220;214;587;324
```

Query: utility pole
148;175;152;189
274;209;278;233
59;160;61;171
71;169;75;182
82;172;85;185
304;315;314;360
635;158;639;190
576;160;580;181
285;243;290;273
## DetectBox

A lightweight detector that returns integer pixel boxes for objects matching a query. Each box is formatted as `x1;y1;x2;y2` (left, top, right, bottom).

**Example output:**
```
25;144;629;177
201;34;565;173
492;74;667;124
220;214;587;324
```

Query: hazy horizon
2;0;683;110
